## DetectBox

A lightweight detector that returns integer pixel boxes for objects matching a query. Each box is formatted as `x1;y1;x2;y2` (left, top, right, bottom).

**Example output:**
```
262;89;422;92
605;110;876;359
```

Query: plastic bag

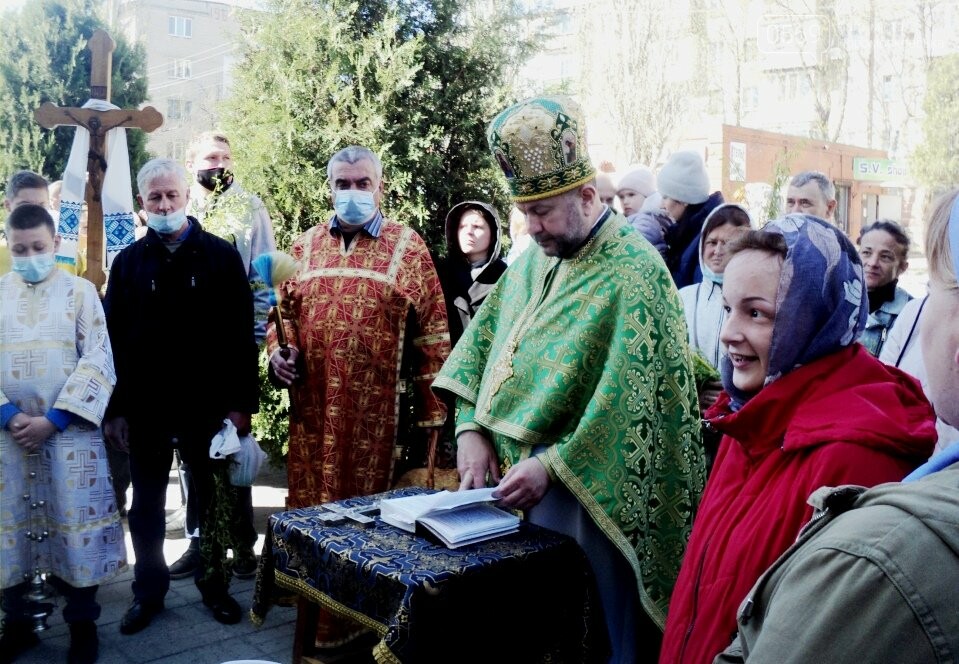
210;419;242;459
228;435;268;487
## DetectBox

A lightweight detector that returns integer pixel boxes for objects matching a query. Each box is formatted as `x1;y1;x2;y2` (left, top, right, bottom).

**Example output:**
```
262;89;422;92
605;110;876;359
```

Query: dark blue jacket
665;191;725;289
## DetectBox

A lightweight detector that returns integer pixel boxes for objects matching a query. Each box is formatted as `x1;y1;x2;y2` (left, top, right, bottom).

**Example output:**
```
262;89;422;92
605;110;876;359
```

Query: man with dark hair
4;170;50;211
103;158;259;635
163;131;278;581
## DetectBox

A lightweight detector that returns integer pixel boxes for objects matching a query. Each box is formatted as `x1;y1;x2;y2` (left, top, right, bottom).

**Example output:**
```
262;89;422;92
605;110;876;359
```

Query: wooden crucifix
33;29;163;290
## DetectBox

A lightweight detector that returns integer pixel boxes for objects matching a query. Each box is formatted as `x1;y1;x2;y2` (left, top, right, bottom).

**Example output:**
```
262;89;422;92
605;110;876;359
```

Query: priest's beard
532;195;590;258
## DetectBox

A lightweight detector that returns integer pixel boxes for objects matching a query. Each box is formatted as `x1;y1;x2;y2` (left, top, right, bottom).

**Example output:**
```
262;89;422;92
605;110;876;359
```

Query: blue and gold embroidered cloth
251;487;608;663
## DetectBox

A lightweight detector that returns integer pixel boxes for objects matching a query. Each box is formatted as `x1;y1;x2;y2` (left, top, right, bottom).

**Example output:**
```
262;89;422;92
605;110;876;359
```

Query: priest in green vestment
432;95;706;662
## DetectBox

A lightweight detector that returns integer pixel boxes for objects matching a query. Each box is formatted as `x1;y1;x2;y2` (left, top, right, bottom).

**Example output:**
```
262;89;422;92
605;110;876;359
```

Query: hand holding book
379;488;519;549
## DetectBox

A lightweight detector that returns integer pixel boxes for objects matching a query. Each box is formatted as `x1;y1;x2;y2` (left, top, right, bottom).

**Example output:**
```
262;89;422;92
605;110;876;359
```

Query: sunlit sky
0;0;265;11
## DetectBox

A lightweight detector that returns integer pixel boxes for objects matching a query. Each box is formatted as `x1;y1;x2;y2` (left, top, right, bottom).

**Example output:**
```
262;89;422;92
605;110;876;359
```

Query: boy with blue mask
0;203;123;664
7;204;59;283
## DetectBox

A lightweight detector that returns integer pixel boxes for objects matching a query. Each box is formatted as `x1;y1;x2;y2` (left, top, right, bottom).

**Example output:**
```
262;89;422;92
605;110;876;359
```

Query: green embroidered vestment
432;213;706;628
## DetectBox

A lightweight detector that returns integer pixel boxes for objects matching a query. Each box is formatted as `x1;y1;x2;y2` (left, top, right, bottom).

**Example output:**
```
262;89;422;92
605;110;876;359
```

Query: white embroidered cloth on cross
55;99;136;272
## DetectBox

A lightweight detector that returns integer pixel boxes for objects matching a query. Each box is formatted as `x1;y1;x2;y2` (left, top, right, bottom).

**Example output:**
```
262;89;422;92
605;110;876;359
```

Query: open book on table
379;487;520;549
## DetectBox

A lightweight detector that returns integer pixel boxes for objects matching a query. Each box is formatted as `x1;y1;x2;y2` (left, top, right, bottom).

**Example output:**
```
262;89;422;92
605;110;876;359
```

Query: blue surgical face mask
146;208;188;235
702;263;724;286
334;189;376;225
13;252;57;283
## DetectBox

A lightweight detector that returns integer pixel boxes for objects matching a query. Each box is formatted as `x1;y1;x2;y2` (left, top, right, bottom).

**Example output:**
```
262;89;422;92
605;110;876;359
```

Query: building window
553;11;572;36
709;40;723;66
742;86;759;112
167;98;192;120
772;70;809;101
168;15;192;38
169;59;192;79
882;19;902;42
882;75;895;103
165;140;186;161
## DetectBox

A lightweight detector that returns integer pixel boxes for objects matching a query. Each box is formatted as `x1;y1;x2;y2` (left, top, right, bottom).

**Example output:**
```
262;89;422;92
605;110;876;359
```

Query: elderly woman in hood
660;214;936;664
680;204;752;407
437;201;508;347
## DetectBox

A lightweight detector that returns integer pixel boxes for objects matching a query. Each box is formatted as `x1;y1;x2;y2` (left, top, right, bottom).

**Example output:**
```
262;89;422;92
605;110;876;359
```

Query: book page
380;492;445;522
380;487;500;523
419;504;519;541
429;487;499;511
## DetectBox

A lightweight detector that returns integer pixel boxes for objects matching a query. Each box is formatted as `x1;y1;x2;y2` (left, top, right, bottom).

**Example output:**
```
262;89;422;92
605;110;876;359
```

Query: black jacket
103;219;259;444
664;191;725;289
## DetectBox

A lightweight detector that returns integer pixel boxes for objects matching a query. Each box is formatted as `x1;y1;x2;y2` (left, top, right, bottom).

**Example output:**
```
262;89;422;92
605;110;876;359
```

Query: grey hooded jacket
716;466;959;663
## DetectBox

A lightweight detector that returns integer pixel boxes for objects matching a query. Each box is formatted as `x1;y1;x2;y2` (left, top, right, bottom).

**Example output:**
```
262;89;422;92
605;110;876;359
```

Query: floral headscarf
721;213;868;409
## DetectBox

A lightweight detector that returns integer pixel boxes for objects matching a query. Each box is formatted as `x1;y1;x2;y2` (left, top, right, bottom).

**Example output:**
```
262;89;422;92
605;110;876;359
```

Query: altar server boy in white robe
0;203;124;664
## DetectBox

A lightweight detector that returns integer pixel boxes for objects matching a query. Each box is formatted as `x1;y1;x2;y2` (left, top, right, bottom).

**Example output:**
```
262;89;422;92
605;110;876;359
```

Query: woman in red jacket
659;214;936;664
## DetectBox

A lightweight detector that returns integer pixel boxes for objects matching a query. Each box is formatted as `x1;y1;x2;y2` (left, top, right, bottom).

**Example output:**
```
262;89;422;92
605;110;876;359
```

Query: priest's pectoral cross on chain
33;29;162;290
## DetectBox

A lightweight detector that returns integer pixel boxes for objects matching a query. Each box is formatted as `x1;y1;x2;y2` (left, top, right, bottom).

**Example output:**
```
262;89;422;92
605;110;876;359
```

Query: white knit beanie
640;191;663;213
657;151;710;204
616;166;657;197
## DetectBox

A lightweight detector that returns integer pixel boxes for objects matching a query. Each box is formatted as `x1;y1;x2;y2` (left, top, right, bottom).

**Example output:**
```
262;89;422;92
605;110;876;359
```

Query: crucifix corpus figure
33;29;163;290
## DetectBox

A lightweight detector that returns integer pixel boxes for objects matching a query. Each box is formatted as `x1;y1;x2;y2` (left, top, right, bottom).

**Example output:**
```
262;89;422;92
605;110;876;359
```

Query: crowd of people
1;92;958;664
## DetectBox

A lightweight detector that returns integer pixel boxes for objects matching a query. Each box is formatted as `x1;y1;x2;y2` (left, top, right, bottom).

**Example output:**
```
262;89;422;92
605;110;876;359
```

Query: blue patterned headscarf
721;213;868;409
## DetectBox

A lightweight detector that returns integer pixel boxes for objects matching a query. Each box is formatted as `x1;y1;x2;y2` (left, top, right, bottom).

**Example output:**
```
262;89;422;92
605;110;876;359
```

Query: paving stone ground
14;462;298;664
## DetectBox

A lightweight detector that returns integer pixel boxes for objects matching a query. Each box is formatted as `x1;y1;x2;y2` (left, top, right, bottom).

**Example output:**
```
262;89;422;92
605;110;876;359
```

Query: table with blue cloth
251;487;608;664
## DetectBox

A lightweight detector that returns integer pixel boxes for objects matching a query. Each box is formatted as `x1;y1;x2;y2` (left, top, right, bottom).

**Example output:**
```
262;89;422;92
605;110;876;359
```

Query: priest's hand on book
456;430;501;490
492;457;550;511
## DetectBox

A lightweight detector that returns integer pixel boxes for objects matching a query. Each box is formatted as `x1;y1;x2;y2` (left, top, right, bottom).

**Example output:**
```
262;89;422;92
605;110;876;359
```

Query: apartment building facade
107;0;242;161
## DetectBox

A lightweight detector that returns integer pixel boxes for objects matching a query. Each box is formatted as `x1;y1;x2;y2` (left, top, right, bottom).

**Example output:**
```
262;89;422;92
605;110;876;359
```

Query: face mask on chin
13;252;56;283
196;167;234;192
146;208;188;235
334;189;376;225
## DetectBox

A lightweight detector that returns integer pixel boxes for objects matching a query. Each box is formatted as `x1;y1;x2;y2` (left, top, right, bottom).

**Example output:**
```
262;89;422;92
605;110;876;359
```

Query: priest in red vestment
267;144;451;647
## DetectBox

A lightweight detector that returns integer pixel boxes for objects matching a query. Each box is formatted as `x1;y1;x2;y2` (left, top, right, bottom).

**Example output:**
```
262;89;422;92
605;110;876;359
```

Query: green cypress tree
225;0;526;460
223;0;525;252
0;0;150;188
913;54;959;190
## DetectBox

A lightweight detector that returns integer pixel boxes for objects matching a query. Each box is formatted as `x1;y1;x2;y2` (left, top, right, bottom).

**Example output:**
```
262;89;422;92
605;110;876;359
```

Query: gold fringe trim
272;571;405;663
510;171;597;203
273;571;389;636
372;640;403;664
